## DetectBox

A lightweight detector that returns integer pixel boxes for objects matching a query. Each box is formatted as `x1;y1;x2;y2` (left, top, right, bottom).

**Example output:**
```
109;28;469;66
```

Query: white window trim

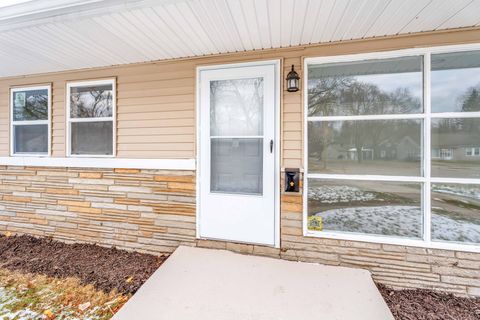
466;147;480;157
10;85;51;157
303;43;480;253
0;156;195;170
66;78;116;158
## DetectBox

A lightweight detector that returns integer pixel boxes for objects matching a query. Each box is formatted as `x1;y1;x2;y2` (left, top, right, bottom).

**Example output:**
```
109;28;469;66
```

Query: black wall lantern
286;65;300;92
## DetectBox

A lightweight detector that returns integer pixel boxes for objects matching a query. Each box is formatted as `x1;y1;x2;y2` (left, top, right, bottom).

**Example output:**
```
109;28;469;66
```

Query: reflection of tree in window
460;85;480;112
70;85;113;118
14;91;48;121
309;77;420;116
210;78;263;136
308;76;421;167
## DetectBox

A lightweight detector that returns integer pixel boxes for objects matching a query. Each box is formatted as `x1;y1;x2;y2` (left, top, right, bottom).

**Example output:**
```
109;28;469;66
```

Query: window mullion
12;120;49;126
68;117;113;123
423;52;432;245
307;113;425;122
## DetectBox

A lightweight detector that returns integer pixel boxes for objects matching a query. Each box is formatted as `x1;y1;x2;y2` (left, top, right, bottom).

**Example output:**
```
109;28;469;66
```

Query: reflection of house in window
432;148;453;160
465;147;480;156
440;149;452;160
432;133;480;161
347;148;373;161
378;136;421;161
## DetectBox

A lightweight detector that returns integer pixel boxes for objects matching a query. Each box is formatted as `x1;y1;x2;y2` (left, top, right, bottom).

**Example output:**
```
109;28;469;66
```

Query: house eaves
0;0;480;78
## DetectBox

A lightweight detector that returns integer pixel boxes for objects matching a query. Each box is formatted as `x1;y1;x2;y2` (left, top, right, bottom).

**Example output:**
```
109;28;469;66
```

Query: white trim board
0;157;196;170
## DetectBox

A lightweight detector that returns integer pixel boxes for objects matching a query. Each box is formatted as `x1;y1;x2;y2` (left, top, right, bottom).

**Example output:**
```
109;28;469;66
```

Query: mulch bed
378;283;480;320
0;235;166;295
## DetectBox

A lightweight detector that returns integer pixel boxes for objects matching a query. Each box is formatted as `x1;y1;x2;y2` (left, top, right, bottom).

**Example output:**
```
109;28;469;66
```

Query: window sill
0;156;196;170
67;154;115;158
303;229;480;253
10;153;50;157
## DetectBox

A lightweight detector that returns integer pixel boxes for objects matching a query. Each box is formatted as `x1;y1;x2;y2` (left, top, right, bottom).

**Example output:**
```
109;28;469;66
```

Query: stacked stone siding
0;165;479;297
0;166;196;254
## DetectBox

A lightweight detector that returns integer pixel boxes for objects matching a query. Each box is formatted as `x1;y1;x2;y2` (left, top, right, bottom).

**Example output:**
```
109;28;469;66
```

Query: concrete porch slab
113;246;394;320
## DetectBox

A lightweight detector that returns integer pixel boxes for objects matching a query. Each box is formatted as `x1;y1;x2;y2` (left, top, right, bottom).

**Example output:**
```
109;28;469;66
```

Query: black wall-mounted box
285;168;300;192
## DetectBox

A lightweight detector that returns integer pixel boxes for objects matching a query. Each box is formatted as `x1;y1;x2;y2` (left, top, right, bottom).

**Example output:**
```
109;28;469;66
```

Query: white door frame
195;59;281;248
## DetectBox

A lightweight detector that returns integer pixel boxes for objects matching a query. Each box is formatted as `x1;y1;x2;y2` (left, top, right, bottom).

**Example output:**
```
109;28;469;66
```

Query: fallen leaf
5;232;12;237
78;302;91;311
126;276;133;283
43;309;54;319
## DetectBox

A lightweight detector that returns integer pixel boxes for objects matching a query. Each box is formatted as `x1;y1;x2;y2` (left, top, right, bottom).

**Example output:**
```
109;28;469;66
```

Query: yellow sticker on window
308;216;323;231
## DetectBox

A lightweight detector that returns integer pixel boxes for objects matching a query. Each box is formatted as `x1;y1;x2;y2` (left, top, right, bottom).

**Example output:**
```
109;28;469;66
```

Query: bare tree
308;74;422;165
70;88;112;118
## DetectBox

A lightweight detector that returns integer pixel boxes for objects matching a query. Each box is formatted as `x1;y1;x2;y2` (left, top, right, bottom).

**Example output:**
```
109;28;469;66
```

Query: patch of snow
308;185;377;203
314;205;480;243
0;286;109;320
432;184;480;200
0;287;42;320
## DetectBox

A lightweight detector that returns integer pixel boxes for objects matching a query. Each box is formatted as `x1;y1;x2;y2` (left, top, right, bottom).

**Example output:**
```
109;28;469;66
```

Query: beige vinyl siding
0;89;9;155
0;28;479;164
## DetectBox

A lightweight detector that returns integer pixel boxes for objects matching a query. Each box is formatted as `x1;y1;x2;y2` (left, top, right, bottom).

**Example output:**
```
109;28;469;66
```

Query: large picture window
305;47;480;251
10;85;51;155
67;79;116;157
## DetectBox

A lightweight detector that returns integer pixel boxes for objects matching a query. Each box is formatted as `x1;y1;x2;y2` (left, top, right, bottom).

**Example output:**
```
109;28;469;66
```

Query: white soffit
0;0;479;77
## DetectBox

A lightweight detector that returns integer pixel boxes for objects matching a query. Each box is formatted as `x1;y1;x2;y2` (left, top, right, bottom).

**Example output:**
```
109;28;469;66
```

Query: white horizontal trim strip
12;120;49;125
304;43;480;66
430;177;480;185
307;173;424;182
308;175;480;185
430;112;480;119
0;157;196;170
304;230;480;253
210;136;263;139
307;114;425;121
69;117;113;122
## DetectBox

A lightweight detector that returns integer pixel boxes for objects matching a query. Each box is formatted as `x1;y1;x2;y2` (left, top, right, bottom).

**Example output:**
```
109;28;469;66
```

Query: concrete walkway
113;246;394;320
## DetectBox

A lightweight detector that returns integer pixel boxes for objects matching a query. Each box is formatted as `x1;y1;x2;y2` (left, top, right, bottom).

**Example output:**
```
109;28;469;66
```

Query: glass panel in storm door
210;78;264;136
210;78;265;194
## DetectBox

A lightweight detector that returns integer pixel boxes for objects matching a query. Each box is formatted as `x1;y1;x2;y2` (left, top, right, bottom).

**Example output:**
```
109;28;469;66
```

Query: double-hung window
10;85;51;156
305;46;480;251
67;79;116;157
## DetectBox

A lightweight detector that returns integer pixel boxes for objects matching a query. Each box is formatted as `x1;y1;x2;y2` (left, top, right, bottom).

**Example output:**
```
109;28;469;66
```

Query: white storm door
198;63;277;246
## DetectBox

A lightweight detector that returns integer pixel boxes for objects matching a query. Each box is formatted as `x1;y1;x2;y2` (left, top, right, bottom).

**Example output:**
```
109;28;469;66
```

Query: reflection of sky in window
0;0;33;8
353;72;422;100
431;68;480;112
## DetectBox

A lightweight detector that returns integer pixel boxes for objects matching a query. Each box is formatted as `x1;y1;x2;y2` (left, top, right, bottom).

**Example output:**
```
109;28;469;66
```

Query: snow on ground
0;278;120;320
0;287;41;320
315;206;480;243
432;184;480;200
308;185;378;203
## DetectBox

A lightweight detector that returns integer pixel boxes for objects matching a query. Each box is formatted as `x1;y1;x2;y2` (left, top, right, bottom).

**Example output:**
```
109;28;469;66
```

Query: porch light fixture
286;65;300;92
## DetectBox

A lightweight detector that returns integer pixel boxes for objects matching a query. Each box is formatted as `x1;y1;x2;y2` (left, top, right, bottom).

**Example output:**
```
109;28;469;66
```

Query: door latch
270;140;273;153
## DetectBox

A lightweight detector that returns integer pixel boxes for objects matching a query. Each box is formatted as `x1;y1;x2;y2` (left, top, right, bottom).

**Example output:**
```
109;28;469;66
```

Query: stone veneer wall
0;166;479;297
0;166;196;254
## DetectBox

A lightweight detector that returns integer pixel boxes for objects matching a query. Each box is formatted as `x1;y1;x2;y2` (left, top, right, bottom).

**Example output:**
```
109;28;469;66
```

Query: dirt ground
0;235;165;295
378;284;480;320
